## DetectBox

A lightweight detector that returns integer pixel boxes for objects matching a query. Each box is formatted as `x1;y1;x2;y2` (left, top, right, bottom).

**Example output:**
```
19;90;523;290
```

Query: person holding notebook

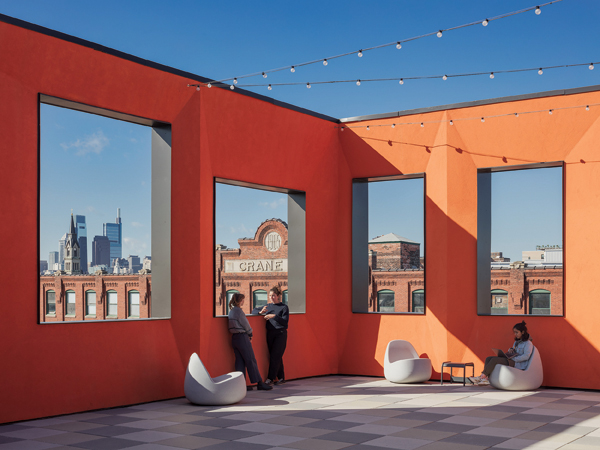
469;321;534;386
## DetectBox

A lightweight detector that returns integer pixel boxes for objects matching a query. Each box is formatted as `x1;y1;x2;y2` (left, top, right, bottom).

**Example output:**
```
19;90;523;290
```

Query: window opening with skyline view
39;102;154;322
353;175;425;314
478;164;563;316
214;180;306;316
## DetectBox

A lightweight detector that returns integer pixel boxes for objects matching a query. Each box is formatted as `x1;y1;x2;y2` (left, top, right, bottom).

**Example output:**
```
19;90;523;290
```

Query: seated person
469;321;533;386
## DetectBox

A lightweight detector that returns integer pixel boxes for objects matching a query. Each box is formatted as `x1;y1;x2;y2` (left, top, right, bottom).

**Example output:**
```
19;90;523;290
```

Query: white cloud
123;237;148;256
259;198;286;209
61;130;109;156
131;222;144;228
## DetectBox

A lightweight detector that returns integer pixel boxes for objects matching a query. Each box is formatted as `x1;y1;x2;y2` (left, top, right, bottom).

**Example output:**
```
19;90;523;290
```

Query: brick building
39;273;151;322
215;219;288;316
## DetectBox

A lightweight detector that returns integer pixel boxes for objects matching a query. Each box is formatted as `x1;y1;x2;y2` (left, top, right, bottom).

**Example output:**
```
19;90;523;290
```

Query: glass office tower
103;208;122;265
75;215;88;273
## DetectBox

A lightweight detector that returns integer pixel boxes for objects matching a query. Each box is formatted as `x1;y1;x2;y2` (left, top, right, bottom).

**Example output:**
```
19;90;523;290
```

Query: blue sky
7;1;580;262
40;105;152;263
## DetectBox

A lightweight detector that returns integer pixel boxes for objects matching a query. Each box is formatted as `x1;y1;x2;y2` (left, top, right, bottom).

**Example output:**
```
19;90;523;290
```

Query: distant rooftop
369;233;419;245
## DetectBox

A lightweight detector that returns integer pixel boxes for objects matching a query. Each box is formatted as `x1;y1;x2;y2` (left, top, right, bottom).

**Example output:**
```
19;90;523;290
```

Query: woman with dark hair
228;293;272;391
469;321;534;386
256;285;289;386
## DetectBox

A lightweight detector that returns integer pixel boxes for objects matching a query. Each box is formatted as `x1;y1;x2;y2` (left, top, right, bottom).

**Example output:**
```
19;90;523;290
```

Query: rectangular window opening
477;163;564;316
214;178;306;317
39;95;171;323
352;174;426;314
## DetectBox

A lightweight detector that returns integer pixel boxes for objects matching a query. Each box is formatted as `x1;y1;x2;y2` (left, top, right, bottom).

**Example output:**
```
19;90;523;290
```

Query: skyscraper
103;208;122;265
48;251;59;269
75;215;88;274
92;236;111;267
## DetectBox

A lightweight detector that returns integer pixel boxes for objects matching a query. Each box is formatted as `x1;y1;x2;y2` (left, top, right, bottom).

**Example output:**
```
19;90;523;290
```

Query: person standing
257;286;289;385
228;293;272;391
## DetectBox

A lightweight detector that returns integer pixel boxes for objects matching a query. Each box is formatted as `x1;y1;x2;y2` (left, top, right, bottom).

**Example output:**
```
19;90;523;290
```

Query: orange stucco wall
2;16;600;425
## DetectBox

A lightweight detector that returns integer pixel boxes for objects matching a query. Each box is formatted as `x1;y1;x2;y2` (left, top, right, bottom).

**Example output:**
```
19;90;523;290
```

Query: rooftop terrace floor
3;376;600;450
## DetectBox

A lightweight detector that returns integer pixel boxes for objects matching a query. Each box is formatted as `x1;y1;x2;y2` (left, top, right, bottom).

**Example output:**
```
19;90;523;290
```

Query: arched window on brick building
128;290;140;318
65;290;76;316
253;290;268;310
412;289;425;313
46;290;56;316
529;289;551;315
377;290;395;312
85;290;96;317
491;289;508;315
226;290;239;314
107;290;118;317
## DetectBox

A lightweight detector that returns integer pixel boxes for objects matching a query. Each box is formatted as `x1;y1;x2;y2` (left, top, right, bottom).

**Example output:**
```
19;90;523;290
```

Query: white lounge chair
184;353;247;405
489;346;543;391
384;340;432;383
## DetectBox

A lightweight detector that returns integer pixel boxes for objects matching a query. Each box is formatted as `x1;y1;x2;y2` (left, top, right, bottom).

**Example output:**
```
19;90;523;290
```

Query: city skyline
39;104;152;264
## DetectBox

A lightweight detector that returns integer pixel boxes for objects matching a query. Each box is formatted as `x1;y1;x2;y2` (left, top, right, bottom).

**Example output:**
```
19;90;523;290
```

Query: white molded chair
184;353;247;405
384;340;432;383
489;346;543;391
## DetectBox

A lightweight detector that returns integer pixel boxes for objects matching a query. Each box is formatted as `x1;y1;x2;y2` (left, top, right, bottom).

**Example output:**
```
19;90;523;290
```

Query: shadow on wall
335;129;600;389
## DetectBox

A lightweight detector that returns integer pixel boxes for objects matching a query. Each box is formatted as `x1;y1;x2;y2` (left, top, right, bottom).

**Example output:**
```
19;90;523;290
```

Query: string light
268;84;272;90
357;80;361;86
230;85;234;90
291;66;295;73
323;59;328;66
366;126;370;130
590;63;595;70
233;78;238;84
207;83;212;88
202;1;564;86
535;6;541;14
338;103;598;130
306;82;311;88
341;127;345;131
235;61;599;89
262;72;267;78
196;86;200;91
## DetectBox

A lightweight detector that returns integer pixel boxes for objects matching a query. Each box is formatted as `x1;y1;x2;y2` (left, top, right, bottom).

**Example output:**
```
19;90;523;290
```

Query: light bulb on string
490;72;495;79
341;127;345;131
421;123;424;127
291;66;295;73
590;63;595;70
230;85;234;90
262;72;267;78
391;124;396;128
358;50;363;57
538;68;543;75
482;19;489;26
396;42;402;49
233;78;238;84
306;82;311;88
515;113;519;117
356;80;361;86
399;78;404;85
196;86;200;91
481;117;485;123
207;83;212;88
268;84;272;90
323;59;328;66
586;105;590;111
366;126;370;130
535;6;541;15
443;75;448;81
549;109;553;115
449;120;454;125
437;30;443;38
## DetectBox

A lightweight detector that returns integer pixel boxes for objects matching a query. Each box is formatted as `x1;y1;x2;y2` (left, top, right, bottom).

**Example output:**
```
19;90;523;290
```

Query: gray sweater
228;306;253;337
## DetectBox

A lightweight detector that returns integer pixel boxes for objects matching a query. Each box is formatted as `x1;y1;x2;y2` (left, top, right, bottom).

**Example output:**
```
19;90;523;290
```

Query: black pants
267;329;287;381
482;356;515;376
231;333;262;383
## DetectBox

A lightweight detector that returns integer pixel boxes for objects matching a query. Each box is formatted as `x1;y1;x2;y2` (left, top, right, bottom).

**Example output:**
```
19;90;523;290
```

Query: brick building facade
215;219;288;316
39;273;151;322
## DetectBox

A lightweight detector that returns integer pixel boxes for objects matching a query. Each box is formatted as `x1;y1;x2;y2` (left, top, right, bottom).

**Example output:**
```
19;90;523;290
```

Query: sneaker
264;378;274;386
468;376;481;384
476;378;490;386
274;379;286;385
257;381;273;391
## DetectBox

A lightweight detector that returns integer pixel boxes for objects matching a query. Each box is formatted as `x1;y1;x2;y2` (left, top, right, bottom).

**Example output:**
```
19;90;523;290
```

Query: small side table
441;361;475;386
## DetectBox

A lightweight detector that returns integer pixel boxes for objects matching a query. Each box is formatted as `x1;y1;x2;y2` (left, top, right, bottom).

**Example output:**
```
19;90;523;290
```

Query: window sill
46;314;56;317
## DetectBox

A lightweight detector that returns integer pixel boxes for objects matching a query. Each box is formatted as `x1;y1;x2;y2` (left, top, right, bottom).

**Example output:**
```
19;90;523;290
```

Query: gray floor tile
316;431;380;444
196;419;250;428
46;423;105;433
2;428;66;440
80;426;146;437
303;421;355;431
360;435;432;449
0;441;61;450
82;416;141;426
154;423;218;435
194;429;261;440
290;411;345;420
194;441;270;450
0;437;22;445
120;421;179;430
0;425;30;434
414;422;476;433
36;433;103;446
117;431;183;443
438;432;508;447
68;437;141;449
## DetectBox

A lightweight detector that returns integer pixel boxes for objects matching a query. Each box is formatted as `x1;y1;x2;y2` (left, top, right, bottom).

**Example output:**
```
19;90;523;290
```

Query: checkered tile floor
3;376;600;450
